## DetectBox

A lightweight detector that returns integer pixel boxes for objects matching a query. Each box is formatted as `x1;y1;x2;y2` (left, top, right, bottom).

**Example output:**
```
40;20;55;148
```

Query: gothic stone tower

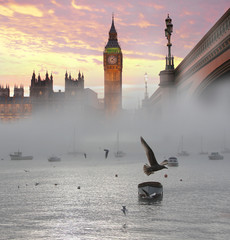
65;71;84;97
30;71;53;99
103;15;123;115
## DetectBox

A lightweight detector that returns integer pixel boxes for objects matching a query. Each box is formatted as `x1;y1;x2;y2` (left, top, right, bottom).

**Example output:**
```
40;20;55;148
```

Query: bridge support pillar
158;69;176;118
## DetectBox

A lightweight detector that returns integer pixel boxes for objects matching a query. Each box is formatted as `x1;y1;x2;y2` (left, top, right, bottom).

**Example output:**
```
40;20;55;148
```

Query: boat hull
168;157;179;167
48;157;61;162
208;152;224;160
168;162;179;167
10;155;33;160
208;156;224;160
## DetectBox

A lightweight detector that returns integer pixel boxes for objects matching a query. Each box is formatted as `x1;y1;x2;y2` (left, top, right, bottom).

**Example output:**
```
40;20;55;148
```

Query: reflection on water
0;154;230;240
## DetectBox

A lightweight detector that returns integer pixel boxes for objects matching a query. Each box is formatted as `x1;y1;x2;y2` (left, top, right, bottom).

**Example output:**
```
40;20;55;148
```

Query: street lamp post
165;14;174;70
144;73;148;99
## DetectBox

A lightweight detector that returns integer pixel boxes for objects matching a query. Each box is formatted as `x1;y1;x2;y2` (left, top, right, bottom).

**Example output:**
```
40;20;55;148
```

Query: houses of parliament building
0;70;99;121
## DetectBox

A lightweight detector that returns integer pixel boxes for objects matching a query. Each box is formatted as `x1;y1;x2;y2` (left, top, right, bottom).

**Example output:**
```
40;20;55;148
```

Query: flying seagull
121;206;128;215
104;149;109;159
140;136;168;175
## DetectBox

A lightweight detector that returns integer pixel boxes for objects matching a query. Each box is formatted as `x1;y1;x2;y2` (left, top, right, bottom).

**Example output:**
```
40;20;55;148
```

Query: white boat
168;157;179;167
48;156;61;162
114;131;126;158
208;152;224;160
10;151;33;160
138;182;163;202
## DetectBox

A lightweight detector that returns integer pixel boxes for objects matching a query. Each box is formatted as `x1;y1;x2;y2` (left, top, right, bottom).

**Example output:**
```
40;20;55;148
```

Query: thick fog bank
0;88;229;160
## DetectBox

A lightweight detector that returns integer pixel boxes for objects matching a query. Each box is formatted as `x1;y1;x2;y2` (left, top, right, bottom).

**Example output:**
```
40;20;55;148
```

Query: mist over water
0;77;230;240
1;81;230;160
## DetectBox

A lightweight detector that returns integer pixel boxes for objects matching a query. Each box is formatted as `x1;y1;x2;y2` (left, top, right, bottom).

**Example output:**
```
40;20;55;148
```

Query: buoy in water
164;174;168;178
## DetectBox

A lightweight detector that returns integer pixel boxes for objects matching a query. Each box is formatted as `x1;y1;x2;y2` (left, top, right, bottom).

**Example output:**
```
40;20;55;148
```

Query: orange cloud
71;0;105;12
184;44;193;49
8;3;43;17
0;5;13;17
131;13;157;28
152;4;164;10
48;9;54;15
180;10;200;17
140;2;164;10
51;0;62;8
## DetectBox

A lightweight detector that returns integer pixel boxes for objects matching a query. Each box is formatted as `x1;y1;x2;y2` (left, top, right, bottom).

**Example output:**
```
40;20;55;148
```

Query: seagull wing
160;160;168;166
142;189;150;197
140;136;158;166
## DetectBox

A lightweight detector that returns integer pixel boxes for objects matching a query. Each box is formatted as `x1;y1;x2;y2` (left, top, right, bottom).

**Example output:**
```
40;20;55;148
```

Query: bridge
148;8;230;115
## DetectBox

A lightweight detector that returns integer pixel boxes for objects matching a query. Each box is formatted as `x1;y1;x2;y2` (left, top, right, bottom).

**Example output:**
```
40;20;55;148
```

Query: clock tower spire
104;14;123;115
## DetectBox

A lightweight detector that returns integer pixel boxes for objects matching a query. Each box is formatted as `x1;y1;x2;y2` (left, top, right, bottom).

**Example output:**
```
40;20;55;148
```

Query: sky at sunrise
0;0;229;109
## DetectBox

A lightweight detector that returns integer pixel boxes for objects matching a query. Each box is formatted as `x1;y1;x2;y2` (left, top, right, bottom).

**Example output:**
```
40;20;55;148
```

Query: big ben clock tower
104;15;123;115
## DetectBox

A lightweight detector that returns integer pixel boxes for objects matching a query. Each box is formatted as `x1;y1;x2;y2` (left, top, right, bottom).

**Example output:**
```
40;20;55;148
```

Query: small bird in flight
121;206;128;215
140;136;168;175
104;149;109;159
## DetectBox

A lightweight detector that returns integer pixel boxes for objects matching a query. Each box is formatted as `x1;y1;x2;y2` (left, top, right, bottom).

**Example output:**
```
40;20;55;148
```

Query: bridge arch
194;59;230;97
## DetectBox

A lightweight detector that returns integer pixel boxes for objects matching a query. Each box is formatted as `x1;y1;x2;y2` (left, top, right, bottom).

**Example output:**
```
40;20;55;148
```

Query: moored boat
178;150;189;156
114;150;125;158
138;181;163;202
208;152;224;160
10;151;33;160
48;156;61;162
168;157;179;167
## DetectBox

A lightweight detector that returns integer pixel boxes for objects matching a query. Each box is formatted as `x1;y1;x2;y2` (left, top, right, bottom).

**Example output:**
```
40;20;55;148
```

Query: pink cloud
140;2;164;10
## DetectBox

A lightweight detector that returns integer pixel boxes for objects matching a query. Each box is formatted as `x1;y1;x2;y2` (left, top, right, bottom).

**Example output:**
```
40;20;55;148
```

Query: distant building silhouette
0;85;10;97
0;85;31;121
65;71;84;97
0;71;99;122
14;85;24;98
30;71;53;99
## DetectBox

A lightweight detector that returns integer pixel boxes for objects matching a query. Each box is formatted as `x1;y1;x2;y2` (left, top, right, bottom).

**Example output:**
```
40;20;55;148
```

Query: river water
0;153;229;240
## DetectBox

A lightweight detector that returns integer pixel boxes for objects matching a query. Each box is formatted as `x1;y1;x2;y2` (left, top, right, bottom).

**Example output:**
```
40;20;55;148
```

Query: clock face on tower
107;55;117;64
